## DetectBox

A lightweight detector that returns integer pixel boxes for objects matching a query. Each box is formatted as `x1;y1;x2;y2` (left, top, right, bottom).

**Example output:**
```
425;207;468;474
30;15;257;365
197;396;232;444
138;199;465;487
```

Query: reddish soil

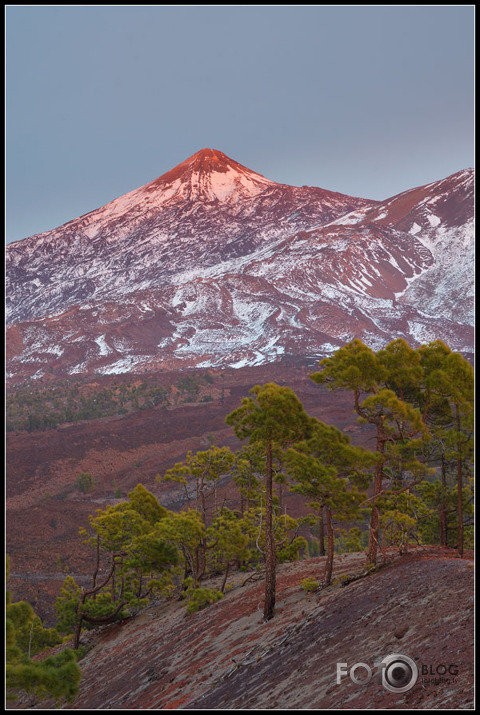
9;547;474;710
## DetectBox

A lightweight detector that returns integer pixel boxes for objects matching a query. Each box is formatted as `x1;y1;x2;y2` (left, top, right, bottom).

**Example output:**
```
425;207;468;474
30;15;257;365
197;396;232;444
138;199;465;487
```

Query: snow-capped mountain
5;149;474;382
6;149;375;324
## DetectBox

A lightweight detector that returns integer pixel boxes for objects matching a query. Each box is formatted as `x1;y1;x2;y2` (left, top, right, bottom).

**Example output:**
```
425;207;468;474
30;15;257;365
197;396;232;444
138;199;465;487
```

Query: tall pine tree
311;339;429;565
226;383;313;620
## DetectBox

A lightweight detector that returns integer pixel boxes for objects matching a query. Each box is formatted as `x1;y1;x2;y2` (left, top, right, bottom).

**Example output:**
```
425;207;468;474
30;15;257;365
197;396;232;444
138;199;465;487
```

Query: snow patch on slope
94;335;111;356
398;219;474;322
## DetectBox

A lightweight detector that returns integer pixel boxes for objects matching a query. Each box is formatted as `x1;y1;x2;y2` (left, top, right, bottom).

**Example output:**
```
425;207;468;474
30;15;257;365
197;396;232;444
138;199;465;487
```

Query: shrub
300;577;319;594
76;473;94;494
185;587;223;614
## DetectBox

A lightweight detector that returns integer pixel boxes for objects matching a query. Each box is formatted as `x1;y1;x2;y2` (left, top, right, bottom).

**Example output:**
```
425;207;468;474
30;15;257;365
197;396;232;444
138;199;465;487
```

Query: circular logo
380;654;419;693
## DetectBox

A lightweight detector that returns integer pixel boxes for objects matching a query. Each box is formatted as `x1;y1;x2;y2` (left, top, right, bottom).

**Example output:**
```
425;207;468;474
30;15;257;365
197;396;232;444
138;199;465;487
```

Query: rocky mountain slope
10;547;474;710
6;150;474;383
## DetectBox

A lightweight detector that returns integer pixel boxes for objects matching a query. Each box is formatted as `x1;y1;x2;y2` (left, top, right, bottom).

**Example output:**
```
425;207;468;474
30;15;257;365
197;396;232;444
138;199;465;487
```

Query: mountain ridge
5;151;474;383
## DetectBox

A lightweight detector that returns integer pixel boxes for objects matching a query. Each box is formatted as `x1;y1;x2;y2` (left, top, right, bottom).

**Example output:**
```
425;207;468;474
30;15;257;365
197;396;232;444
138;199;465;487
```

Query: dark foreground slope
12;548;474;710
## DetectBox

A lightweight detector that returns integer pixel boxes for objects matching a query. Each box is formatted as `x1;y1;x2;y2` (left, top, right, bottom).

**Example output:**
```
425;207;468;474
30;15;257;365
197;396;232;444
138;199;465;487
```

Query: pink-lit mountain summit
6;149;474;382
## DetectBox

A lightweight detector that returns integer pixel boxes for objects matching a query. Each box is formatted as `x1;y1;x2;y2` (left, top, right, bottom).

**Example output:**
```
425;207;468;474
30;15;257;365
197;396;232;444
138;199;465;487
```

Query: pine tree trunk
92;534;100;592
200;477;207;524
324;506;334;586
119;556;125;600
194;543;206;585
73;614;84;650
318;506;326;556
456;405;464;558
221;560;238;593
367;424;385;565
263;440;276;621
439;454;448;547
368;503;380;565
240;491;245;515
73;590;88;650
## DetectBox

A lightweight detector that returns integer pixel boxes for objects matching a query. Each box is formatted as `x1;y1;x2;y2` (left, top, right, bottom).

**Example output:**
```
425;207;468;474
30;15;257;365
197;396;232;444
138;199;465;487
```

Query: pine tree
56;485;178;648
419;346;474;557
154;509;207;586
160;446;235;521
286;420;371;585
311;339;430;565
206;508;256;592
159;446;235;578
6;556;81;703
231;444;264;514
226;383;313;620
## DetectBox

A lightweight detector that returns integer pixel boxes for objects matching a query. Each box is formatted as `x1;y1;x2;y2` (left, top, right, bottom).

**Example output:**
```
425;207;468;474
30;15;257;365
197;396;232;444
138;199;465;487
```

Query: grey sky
5;5;475;244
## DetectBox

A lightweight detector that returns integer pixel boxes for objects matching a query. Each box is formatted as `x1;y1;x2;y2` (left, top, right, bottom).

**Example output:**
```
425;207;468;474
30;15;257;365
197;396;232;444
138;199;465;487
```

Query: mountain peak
150;148;277;202
190;147;230;162
183;147;247;175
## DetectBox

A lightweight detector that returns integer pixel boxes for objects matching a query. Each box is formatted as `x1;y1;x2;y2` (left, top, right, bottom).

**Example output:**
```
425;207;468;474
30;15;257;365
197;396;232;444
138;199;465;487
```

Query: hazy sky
5;5;475;244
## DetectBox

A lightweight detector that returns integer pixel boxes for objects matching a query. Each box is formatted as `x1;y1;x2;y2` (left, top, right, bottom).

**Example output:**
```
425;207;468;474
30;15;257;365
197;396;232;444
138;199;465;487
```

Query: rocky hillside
11;547;474;710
